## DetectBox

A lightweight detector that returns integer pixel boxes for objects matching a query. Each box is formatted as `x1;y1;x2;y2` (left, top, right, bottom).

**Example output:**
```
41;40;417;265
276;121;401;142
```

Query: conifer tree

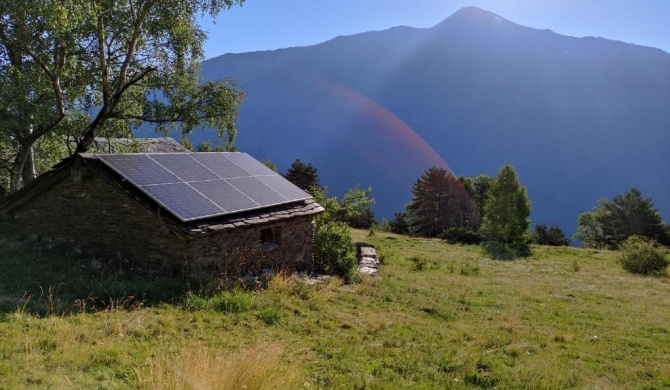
480;164;531;244
407;167;478;237
284;159;319;193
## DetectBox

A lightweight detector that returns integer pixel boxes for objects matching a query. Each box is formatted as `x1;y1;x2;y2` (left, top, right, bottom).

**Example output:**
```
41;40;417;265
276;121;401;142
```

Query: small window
261;226;281;251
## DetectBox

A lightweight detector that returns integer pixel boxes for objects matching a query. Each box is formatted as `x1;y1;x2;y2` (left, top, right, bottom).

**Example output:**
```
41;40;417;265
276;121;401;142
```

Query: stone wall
188;216;316;279
0;166;318;279
0;168;190;274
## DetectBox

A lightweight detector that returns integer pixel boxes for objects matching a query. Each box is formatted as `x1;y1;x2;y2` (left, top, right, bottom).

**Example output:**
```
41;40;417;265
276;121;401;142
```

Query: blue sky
200;0;670;59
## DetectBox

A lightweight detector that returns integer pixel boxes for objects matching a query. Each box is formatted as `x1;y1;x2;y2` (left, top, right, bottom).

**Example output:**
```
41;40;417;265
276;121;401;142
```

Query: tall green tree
284;159;319;193
407;167;478;237
338;184;376;229
459;174;493;228
480;164;531;244
574;188;667;249
0;0;245;192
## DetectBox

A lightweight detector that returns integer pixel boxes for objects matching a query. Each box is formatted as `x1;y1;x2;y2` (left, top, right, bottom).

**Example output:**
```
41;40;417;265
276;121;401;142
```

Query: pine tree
480;164;531;244
407;167;478;237
284;159;319;193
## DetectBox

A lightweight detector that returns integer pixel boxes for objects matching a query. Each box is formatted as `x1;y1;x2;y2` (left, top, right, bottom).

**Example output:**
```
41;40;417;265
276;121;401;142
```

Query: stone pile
356;242;379;276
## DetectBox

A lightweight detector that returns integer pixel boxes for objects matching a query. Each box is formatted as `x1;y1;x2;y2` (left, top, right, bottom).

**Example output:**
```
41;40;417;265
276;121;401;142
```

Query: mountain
190;7;670;236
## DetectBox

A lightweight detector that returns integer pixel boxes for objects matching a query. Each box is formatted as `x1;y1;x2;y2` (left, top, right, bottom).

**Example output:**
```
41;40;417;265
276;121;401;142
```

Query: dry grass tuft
137;342;299;390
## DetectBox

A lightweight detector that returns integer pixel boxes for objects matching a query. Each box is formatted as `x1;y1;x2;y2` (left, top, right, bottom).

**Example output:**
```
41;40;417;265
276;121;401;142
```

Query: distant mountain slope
194;6;670;236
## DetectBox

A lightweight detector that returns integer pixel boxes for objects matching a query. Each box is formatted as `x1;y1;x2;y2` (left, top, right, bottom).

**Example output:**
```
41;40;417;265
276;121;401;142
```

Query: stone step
356;242;379;276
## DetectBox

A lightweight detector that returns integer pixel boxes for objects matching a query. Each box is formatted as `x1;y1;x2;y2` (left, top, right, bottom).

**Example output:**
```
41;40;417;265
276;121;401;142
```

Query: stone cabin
0;151;324;279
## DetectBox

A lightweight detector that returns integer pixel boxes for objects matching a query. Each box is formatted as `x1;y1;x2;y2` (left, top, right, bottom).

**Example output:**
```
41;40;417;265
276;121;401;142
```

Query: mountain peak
432;6;514;31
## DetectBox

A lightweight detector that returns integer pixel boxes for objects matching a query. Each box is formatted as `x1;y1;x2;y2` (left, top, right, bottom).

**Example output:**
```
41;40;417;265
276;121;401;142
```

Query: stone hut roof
0;153;324;239
69;137;188;154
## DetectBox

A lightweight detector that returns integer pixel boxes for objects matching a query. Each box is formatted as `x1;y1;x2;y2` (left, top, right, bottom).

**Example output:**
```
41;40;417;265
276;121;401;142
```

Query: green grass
1;232;669;389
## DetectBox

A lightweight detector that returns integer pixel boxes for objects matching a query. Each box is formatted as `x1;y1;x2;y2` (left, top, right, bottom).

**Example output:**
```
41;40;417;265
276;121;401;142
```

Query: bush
410;256;428;271
441;227;482;244
619;235;669;275
211;291;252;313
482;241;531;260
314;221;357;277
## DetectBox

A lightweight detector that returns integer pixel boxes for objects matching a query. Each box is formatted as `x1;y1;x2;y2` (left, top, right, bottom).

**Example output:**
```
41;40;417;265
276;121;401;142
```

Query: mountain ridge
176;7;670;236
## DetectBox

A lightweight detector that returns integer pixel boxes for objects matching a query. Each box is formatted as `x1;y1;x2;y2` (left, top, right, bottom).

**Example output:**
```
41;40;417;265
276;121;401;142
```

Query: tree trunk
21;147;37;186
9;144;31;193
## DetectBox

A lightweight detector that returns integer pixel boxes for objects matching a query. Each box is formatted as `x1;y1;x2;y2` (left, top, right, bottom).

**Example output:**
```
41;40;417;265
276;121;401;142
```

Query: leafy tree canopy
338;184;376;229
480;164;531;244
459;174;493;228
574;188;668;249
0;0;245;192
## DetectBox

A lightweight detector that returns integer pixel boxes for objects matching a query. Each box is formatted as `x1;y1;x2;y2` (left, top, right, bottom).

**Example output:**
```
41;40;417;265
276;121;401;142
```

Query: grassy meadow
0;231;669;389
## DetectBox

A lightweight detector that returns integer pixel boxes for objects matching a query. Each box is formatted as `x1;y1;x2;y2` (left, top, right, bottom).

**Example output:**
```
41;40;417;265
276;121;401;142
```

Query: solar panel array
96;152;312;222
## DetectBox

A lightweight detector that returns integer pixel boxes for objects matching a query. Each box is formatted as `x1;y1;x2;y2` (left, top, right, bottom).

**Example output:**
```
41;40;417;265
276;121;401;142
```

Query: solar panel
190;179;259;213
95;152;314;222
225;153;276;176
190;153;250;179
149;153;219;182
257;175;312;201
227;177;288;206
97;154;180;186
140;182;224;221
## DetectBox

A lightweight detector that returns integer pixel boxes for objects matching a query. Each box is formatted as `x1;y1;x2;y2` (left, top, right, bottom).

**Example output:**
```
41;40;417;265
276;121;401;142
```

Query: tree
0;0;245;192
388;211;410;235
407;167;478;237
284;159;319;193
480;164;531;244
532;224;569;246
338;184;376;229
574;188;668;249
459;174;493;228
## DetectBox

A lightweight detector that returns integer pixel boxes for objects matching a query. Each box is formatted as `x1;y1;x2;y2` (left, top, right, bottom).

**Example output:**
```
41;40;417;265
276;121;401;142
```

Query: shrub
211;291;252;313
410;256;428;271
619;235;669;275
441;227;482;244
482;241;531;260
314;221;357;277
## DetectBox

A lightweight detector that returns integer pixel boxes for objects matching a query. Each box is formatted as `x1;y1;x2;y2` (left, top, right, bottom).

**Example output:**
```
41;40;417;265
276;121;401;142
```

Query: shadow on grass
482;241;531;260
0;238;192;315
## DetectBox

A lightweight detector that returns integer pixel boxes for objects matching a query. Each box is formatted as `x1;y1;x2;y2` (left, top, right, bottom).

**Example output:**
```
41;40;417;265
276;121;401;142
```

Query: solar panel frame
95;152;314;222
